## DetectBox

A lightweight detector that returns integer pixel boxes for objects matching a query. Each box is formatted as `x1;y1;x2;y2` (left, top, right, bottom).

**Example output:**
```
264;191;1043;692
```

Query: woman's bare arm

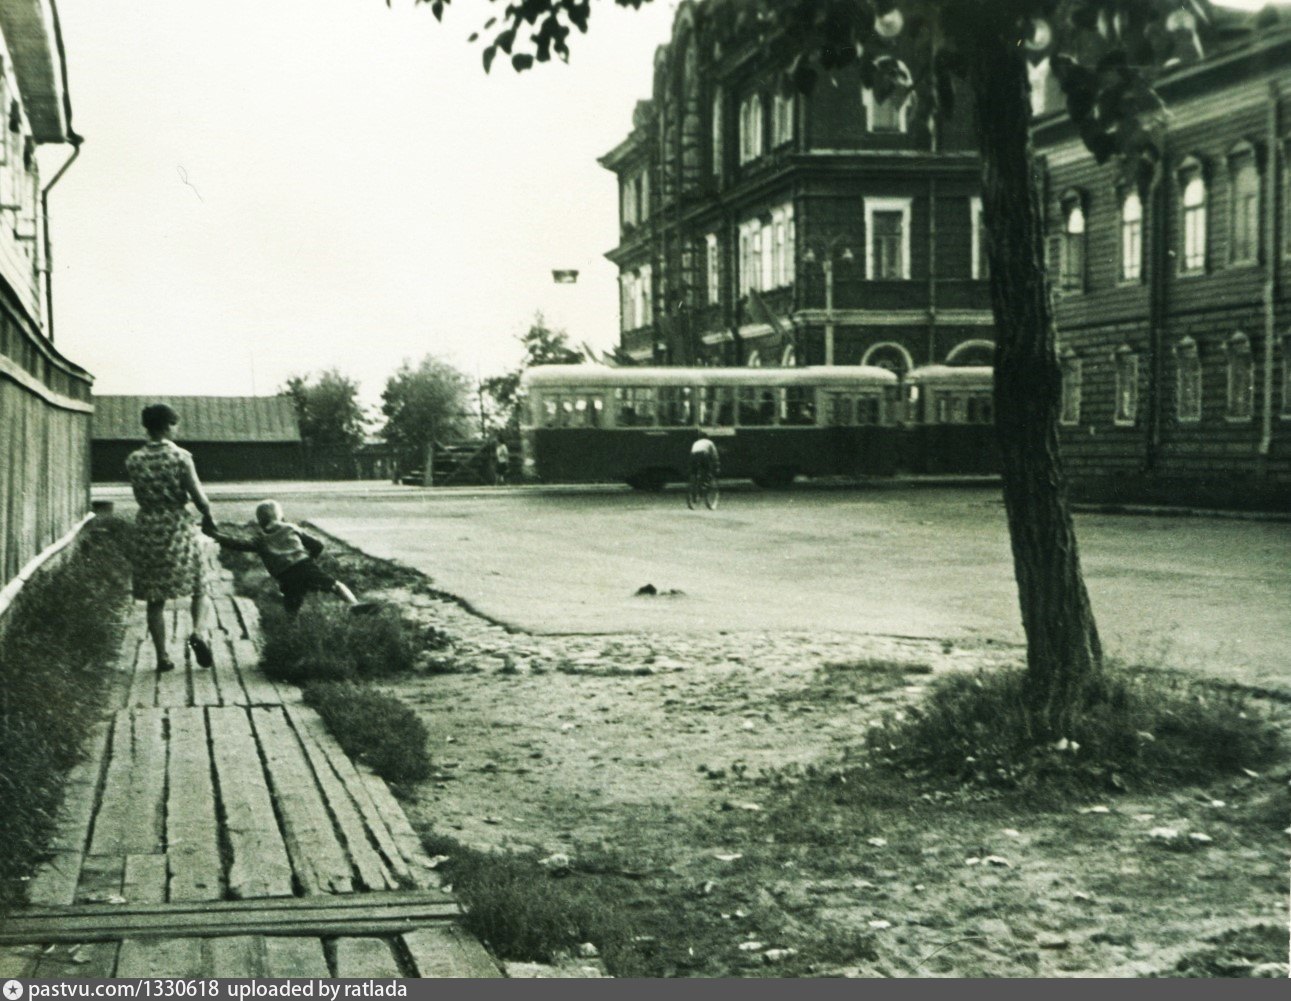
179;452;213;519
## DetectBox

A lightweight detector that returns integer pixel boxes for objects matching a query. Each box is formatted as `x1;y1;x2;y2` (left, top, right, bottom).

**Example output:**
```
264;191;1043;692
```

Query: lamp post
802;241;854;366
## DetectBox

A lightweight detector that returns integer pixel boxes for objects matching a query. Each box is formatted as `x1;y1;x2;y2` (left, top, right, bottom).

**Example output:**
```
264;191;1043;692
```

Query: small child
204;500;372;616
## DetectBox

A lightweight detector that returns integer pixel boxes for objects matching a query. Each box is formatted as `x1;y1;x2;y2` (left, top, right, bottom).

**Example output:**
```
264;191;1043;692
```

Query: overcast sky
49;0;678;406
46;0;1266;409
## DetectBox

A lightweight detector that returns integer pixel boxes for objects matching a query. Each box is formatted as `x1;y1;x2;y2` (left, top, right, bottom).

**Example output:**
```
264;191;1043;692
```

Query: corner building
600;1;994;378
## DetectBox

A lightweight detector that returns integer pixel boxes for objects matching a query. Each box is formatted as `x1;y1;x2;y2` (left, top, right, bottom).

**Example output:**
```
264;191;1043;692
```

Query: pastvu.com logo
3;979;24;1000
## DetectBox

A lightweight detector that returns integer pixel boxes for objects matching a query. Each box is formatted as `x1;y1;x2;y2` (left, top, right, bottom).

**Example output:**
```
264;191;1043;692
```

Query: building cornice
0;0;71;143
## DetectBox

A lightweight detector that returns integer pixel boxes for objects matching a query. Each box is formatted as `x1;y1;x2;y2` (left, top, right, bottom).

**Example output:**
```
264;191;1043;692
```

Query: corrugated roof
92;395;301;443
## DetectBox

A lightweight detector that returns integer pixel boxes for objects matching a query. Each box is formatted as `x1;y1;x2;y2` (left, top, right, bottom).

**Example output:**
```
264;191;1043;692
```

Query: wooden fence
0;311;94;595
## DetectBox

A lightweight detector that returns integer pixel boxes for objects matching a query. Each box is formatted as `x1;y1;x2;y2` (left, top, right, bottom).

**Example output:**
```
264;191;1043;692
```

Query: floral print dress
125;440;207;602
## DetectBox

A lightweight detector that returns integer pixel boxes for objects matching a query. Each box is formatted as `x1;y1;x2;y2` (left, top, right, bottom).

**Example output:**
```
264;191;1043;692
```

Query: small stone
538;853;571;873
577;942;599;958
1079;805;1111;815
714;853;743;862
1187;832;1213;845
1148;827;1179;841
868;920;892;930
763;948;798;963
738;941;764;952
867;837;888;848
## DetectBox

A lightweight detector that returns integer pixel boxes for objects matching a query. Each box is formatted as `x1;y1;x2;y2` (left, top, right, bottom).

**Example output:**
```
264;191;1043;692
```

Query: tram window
783;386;816;426
967;394;992;425
828;394;852;426
543;399;559;428
855;395;881;425
658;386;693;426
935;395;952;424
615;387;656;427
560;398;577;427
738;387;774;426
700;387;735;426
588;396;604;427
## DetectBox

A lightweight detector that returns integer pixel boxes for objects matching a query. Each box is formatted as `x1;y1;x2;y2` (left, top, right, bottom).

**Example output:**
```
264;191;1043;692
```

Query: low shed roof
92;395;301;443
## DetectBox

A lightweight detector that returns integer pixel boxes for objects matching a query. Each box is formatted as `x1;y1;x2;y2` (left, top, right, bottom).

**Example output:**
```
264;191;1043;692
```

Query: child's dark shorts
276;559;337;614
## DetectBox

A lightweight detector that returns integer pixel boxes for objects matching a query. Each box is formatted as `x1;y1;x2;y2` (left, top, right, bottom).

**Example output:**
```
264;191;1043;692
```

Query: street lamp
802;240;854;366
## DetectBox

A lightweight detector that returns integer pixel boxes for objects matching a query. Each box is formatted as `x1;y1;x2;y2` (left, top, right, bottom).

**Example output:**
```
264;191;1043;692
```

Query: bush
302;681;431;783
259;603;416;683
0;517;132;912
866;664;1281;795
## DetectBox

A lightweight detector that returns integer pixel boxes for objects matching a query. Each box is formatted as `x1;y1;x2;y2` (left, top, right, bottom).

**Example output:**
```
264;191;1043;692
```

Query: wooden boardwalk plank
213;635;248;706
126;644;157;708
88;714;136;857
358;770;442;890
232;595;261;641
0;945;40;977
284;707;396;892
250;707;354;895
32;942;119;979
26;853;83;907
28;722;110;905
166;709;223;902
207;707;294;900
117;938;204;979
217;596;246;639
123;854;167;904
121;710;167;854
335;937;403;979
205;936;269;978
284;707;414;888
233;639;279;706
156;611;192;708
264;937;329;978
401;927;503;978
74;855;124;905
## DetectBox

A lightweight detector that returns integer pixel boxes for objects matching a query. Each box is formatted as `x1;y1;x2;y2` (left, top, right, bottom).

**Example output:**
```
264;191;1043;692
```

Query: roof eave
0;0;71;143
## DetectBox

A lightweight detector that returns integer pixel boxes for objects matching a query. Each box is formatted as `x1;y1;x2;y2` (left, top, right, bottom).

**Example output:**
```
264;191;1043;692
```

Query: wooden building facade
0;0;91;598
600;1;995;377
1036;9;1291;508
92;396;305;483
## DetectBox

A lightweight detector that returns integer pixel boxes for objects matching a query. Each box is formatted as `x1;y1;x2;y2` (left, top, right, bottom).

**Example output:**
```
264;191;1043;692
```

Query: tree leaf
512;52;535;71
482;44;497;73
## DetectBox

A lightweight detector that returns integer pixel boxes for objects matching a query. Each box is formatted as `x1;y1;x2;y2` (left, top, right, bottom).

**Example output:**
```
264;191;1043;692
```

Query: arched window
771;91;794;147
1174;337;1201;423
711;87;724;179
1226;332;1253;420
746;349;762;367
946;340;994;366
862;59;912;134
1120;189;1143;283
1060;351;1082;425
738;94;764;164
861;342;913;378
1228;144;1259;264
1060;193;1086;292
1179;161;1207;273
1114;345;1139;425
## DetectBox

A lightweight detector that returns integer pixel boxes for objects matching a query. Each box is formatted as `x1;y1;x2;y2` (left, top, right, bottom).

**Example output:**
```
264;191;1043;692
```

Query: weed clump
302;681;431;783
0;517;133;912
260;604;416;683
866;665;1281;794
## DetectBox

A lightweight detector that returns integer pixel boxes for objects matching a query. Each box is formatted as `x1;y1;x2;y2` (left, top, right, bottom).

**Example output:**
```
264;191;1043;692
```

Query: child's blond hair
255;500;283;527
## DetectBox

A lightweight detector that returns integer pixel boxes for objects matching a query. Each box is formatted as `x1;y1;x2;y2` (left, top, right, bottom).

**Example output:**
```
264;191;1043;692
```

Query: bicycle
686;465;720;511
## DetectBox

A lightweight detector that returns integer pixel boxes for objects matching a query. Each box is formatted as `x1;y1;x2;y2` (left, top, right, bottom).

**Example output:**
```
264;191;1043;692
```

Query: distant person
204;500;372;616
494;437;511;486
125;403;217;673
689;428;720;483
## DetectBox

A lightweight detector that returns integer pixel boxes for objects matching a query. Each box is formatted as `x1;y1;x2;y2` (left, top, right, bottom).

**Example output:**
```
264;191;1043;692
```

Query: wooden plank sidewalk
3;546;503;978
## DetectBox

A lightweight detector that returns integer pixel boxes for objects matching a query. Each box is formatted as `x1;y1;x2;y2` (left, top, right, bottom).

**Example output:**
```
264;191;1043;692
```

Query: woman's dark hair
141;403;179;434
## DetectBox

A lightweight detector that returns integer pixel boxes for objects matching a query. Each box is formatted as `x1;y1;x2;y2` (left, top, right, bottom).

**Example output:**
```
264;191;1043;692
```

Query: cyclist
689;429;720;499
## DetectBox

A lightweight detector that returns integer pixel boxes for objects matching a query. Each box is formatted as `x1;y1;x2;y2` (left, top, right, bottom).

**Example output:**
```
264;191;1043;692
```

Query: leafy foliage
482;312;586;429
259;601;418;683
303;680;431;783
281;369;368;449
379;354;472;463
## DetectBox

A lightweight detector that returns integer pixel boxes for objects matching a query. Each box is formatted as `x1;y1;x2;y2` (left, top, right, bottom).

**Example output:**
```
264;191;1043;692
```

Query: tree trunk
967;34;1102;738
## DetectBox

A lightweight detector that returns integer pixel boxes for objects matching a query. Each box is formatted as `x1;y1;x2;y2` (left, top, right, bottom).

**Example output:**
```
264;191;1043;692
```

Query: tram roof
521;365;899;390
905;365;993;385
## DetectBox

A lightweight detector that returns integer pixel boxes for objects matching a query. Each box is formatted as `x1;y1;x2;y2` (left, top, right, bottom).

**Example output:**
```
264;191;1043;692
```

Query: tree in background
483;312;586;430
419;0;1226;738
281;369;368;450
380;355;473;467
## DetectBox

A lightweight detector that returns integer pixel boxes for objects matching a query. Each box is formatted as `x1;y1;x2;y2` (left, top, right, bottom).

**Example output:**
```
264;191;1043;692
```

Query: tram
519;365;903;489
901;365;999;475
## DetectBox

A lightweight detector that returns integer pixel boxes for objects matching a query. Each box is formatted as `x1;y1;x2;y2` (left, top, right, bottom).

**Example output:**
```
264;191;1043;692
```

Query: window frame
1119;187;1144;284
1178;160;1208;275
705;232;720;305
1174;337;1201;423
1059;191;1087;293
1113;346;1139;426
864;196;913;281
770;91;794;148
738;93;764;165
1060;351;1082;426
1225;332;1254;422
861;63;912;135
711;88;724;179
1227;143;1260;266
970;196;987;280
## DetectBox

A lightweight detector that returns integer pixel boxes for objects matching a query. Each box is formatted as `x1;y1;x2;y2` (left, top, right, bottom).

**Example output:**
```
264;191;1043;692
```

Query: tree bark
967;32;1102;738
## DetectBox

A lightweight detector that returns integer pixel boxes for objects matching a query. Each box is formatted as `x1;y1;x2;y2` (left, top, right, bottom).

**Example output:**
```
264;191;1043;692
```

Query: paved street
97;482;1291;688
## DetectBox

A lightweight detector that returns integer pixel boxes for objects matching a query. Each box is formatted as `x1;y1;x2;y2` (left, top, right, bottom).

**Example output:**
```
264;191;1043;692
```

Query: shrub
302;681;431;783
259;603;416;683
0;517;132;912
865;664;1281;795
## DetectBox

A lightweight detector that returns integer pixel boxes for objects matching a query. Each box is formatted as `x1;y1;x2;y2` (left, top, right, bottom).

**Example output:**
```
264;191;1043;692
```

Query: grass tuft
302;681;431;783
259;603;417;683
0;516;133;913
865;664;1281;795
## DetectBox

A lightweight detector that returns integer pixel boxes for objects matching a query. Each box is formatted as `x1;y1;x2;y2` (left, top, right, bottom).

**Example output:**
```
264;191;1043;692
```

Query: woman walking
125;403;217;673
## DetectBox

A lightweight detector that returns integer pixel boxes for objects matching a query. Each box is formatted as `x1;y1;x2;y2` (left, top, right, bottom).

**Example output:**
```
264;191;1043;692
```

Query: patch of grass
1166;925;1287;977
0;516;132;913
302;681;431;783
418;833;636;969
865;665;1282;795
259;603;417;683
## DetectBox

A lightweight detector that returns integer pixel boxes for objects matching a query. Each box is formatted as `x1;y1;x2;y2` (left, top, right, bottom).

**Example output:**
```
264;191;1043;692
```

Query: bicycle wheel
704;475;719;510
